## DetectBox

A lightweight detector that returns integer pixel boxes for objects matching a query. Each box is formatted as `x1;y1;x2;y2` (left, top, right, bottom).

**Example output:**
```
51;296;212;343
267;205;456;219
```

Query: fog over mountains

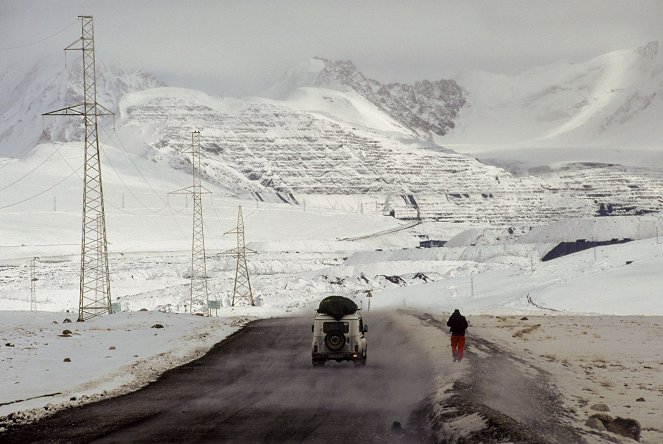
445;41;663;150
1;41;662;223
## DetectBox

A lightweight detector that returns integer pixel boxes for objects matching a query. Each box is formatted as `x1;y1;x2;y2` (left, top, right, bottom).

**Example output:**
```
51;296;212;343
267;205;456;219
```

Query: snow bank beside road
0;311;245;423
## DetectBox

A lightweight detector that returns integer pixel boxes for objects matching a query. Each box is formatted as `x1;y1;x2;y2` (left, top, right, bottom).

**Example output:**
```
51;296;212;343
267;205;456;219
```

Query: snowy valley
2;34;663;442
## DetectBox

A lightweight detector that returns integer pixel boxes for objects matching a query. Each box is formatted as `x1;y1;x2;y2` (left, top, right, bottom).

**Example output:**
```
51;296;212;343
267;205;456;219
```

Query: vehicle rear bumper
312;352;361;361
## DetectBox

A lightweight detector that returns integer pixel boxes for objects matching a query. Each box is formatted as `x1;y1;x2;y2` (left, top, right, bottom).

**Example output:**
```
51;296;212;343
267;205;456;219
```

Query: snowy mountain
0;54;165;158
265;57;465;140
117;86;507;195
3;46;663;224
443;41;663;151
114;85;663;223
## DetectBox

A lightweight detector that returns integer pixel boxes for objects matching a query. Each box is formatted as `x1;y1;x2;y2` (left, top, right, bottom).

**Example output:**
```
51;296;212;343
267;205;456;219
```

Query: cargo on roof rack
316;296;358;320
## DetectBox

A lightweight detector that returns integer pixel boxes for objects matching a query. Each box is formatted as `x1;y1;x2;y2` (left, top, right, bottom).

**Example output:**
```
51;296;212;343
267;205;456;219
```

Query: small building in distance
419;240;446;248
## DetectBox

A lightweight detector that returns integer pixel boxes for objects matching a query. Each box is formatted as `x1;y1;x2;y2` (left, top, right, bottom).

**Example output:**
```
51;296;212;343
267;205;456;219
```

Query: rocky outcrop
587;413;641;441
267;57;464;140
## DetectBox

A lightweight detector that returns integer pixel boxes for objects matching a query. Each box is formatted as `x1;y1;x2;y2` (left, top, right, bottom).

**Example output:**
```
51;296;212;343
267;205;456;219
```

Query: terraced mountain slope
4;50;663;226
118;86;663;225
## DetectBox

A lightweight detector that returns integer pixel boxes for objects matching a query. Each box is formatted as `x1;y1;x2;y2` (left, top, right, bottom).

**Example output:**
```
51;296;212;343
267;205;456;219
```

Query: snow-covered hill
0;54;164;158
443;41;663;157
265;57;465;140
4;45;663;225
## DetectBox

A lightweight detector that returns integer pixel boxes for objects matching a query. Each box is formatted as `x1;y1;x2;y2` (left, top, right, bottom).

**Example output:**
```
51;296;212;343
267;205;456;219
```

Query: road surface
2;313;436;443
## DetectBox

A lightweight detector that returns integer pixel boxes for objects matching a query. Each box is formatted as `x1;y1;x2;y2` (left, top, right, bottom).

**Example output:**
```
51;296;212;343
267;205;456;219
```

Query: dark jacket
447;311;468;336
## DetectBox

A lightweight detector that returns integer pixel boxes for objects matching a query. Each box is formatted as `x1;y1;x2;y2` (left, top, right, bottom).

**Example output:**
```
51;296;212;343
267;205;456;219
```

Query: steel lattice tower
221;206;255;306
171;131;210;314
44;16;112;321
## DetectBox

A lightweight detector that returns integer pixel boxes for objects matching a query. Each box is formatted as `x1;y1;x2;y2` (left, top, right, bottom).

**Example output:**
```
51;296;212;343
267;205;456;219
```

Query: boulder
607;417;641;442
589;414;641;442
585;417;606;431
590;403;610;412
589;413;613;425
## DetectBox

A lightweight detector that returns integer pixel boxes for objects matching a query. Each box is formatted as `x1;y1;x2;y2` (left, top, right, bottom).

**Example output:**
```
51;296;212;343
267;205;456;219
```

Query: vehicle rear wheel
312;358;325;366
324;332;345;351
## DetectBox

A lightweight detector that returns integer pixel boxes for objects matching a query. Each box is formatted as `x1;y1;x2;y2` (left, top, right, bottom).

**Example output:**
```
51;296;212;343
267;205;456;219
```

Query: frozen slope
0;54;165;159
362;236;663;316
265;57;465;140
443;41;663;164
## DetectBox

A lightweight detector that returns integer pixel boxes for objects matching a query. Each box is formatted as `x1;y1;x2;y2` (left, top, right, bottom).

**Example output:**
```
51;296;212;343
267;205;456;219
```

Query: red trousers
450;335;465;359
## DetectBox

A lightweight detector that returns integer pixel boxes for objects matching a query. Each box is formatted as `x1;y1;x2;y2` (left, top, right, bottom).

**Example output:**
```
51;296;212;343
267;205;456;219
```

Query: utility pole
219;206;255;306
171;131;210;314
30;257;38;311
43;16;112;321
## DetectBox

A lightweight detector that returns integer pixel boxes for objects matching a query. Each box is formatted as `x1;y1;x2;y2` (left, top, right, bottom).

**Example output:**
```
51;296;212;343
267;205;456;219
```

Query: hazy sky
1;0;661;96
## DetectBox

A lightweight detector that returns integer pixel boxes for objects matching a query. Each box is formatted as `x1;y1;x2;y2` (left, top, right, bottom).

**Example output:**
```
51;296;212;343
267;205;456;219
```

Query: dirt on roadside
408;312;585;443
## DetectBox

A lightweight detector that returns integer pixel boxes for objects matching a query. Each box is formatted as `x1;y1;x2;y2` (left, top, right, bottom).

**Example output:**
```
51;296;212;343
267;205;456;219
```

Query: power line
98;124;190;218
102;124;171;207
0;140;69;193
0;167;81;210
98;124;195;239
0;20;78;52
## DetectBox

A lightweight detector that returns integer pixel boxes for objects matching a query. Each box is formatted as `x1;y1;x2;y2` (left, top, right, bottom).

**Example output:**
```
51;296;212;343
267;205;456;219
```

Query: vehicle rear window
323;322;349;334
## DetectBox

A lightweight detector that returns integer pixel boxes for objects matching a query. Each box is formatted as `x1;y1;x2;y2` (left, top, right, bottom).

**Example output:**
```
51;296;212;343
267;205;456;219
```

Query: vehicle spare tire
325;332;345;351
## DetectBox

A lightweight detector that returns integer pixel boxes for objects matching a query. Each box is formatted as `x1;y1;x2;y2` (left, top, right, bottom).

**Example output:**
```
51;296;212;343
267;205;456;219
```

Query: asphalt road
2;313;436;443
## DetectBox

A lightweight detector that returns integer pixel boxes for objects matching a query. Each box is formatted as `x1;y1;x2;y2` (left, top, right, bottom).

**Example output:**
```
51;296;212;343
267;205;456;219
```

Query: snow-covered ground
2;139;663;441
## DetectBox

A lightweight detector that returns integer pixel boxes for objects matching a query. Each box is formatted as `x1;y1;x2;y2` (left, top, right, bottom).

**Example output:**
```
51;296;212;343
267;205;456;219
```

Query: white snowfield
444;42;663;150
1;40;662;441
442;41;663;171
2;150;663;439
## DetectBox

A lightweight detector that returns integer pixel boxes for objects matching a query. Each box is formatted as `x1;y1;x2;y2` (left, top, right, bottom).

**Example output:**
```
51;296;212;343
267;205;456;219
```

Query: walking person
447;309;468;362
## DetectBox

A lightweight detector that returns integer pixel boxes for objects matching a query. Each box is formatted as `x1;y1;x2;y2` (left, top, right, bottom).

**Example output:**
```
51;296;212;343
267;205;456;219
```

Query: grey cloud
2;0;661;96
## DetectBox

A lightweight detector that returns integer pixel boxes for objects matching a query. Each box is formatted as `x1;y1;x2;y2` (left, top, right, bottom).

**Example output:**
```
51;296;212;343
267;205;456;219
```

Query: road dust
1;312;437;443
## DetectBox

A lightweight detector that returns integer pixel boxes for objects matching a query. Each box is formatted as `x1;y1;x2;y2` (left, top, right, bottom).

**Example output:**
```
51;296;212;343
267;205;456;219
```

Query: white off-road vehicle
311;296;367;366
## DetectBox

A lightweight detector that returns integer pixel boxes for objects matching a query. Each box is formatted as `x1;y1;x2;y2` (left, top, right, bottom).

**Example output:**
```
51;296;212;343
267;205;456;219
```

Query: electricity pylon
43;16;113;321
30;257;38;311
220;206;255;306
171;131;210;314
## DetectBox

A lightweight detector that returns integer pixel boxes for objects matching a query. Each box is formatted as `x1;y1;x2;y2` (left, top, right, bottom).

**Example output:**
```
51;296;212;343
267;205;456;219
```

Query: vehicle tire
324;332;345;351
312;358;325;366
361;351;367;366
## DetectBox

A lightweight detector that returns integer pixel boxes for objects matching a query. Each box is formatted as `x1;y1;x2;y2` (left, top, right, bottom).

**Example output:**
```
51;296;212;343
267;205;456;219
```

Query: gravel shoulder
395;310;663;443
